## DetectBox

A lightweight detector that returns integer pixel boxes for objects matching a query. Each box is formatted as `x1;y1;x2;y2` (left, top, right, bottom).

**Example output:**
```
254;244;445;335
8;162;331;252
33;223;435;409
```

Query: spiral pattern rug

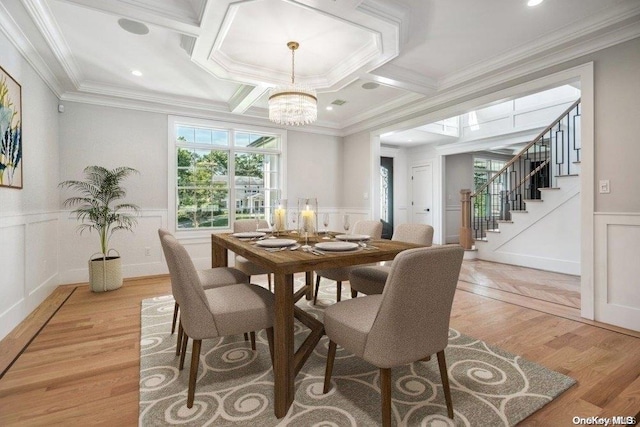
139;281;575;426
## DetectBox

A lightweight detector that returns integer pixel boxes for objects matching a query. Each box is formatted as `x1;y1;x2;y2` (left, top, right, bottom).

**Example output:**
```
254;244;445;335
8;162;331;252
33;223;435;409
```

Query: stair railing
460;98;581;249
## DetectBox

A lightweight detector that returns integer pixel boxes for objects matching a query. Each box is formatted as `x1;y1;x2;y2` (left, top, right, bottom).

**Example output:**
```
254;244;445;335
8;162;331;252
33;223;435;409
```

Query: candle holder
272;199;288;237
297;197;318;249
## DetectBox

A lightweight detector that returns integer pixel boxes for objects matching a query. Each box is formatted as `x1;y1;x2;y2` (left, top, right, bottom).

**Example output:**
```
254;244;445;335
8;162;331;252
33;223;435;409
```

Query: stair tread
539;187;561;191
557;174;579;177
511;210;528;213
486;229;500;233
497;220;513;223
524;199;543;202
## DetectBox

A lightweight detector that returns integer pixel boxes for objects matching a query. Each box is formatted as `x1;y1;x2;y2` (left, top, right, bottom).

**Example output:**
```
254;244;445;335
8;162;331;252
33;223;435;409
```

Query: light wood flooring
0;263;639;426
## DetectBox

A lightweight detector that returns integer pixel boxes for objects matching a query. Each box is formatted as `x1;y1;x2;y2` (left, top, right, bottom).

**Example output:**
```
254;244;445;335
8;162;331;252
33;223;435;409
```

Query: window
474;158;507;218
170;117;285;232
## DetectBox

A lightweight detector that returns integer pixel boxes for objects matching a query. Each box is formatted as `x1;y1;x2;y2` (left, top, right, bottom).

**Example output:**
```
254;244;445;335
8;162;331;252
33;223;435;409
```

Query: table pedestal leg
211;240;228;268
273;272;294;418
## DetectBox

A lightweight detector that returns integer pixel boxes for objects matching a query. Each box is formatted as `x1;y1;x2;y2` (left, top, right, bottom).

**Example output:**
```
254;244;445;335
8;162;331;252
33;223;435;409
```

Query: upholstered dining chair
158;229;251;354
233;219;274;291
349;223;434;297
323;246;464;426
314;219;382;304
161;234;275;408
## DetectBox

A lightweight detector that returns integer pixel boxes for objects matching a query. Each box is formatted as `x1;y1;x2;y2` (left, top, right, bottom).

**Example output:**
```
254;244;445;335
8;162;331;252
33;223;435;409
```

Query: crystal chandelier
269;41;317;126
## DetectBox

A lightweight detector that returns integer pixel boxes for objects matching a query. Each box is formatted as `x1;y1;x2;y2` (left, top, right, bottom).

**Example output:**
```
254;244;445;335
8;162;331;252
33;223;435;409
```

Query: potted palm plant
59;166;140;292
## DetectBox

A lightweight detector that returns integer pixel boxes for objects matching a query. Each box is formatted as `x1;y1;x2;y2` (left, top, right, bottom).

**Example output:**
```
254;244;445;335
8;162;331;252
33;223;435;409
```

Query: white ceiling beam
228;84;270;114
366;63;437;95
22;0;83;88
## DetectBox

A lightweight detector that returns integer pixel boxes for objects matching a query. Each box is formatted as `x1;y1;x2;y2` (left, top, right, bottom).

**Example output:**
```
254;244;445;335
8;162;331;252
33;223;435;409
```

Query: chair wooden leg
187;339;202;408
336;281;342;302
244;332;249;342
171;302;179;334
250;331;256;351
176;321;183;356
179;333;189;370
351;289;358;298
313;275;321;305
437;350;454;419
380;368;392;427
324;340;337;393
267;274;272;292
266;327;274;366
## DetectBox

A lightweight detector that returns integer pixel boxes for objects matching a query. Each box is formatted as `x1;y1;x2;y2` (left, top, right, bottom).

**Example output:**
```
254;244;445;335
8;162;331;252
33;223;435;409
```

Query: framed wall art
0;65;22;189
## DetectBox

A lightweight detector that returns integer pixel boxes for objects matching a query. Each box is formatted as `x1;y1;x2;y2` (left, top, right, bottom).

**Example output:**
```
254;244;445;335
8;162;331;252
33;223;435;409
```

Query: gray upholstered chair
314;219;383;304
323;246;464;426
233;219;274;291
158;229;251;354
349;223;434;297
161;234;275;408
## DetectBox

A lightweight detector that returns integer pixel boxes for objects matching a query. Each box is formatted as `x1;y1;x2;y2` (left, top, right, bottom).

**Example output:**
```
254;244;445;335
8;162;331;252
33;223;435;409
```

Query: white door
411;164;432;225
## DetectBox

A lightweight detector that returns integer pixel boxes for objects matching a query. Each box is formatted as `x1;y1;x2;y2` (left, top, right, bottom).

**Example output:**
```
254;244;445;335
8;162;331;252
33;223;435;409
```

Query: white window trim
167;115;287;239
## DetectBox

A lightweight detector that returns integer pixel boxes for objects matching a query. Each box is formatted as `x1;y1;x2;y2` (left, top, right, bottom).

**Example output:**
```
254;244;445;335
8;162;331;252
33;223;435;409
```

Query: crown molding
343;17;640;136
339;91;424;129
0;2;64;97
75;80;231;111
61;89;344;137
22;0;83;88
439;2;640;90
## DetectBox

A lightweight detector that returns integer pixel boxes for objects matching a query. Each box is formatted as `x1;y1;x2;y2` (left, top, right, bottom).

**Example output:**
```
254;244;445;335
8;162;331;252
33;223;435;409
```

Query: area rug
139;280;575;426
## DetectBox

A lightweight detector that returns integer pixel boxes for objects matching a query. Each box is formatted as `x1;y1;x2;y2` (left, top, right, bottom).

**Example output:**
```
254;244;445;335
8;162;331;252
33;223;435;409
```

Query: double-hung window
169;117;285;232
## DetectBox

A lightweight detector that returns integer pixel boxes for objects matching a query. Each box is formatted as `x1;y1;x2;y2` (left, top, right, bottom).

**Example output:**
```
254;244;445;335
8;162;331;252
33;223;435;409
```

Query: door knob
424;208;430;212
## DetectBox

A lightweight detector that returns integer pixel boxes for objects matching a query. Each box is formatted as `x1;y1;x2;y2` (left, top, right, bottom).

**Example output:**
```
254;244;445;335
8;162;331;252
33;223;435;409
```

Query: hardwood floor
1;267;639;425
460;259;581;309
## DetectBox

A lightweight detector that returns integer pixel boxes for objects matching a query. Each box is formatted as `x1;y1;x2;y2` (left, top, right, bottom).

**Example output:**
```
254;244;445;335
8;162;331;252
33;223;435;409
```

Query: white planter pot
88;251;123;292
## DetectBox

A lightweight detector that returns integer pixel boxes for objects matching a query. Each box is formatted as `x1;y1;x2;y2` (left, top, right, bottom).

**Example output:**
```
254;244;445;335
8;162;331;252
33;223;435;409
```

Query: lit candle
274;206;286;231
301;205;314;232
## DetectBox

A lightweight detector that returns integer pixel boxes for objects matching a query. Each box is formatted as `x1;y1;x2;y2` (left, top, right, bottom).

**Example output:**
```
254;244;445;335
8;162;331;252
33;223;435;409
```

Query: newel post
459;189;473;250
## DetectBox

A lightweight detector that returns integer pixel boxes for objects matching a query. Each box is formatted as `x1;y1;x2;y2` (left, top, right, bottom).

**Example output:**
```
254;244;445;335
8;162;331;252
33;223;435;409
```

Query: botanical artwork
0;66;22;189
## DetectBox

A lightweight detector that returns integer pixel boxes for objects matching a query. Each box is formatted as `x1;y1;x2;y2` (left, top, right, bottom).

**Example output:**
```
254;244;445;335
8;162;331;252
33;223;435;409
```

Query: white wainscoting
58;209;169;284
594;212;640;331
445;205;462;244
0;212;59;340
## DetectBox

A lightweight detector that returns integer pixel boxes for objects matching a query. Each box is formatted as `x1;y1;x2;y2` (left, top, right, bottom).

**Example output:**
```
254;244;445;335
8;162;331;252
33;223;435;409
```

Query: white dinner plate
232;231;266;238
256;228;272;233
315;241;359;251
256;238;297;248
335;234;370;241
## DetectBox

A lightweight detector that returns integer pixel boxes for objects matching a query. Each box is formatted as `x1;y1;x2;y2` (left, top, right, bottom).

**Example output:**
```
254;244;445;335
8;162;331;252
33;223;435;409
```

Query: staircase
460;99;581;275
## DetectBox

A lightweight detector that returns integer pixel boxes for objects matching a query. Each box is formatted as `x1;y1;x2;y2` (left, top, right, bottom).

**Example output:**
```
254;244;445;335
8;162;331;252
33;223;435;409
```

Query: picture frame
0;65;22;189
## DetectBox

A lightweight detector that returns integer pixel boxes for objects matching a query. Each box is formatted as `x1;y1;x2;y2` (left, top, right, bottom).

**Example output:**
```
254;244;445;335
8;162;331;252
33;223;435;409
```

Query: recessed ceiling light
131;70;143;77
527;0;544;6
326;106;333;111
362;82;380;90
118;18;149;35
408;139;413;142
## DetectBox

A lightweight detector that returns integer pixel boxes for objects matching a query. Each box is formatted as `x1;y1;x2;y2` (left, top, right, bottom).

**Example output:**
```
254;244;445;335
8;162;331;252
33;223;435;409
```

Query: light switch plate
599;180;610;194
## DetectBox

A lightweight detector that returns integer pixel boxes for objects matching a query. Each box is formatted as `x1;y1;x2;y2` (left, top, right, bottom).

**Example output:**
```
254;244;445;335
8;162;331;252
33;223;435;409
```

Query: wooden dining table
210;231;423;418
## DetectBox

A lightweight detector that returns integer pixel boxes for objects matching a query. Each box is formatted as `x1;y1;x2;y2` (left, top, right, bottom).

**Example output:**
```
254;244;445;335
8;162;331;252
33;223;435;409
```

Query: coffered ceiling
1;0;640;134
